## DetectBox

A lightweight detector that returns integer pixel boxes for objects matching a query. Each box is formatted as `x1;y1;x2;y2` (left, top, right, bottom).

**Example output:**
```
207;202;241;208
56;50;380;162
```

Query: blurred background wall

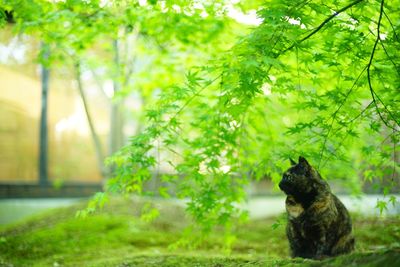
0;26;108;185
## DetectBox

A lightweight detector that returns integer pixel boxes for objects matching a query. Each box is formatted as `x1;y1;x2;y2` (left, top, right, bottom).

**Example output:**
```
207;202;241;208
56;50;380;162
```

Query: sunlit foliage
106;0;399;241
1;0;399;245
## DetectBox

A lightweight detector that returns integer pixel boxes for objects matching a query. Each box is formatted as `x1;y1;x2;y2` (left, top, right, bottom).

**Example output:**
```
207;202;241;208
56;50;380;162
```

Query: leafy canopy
105;0;399;240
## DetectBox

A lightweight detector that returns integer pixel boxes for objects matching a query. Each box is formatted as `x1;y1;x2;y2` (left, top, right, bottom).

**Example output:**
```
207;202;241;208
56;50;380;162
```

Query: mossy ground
0;197;399;266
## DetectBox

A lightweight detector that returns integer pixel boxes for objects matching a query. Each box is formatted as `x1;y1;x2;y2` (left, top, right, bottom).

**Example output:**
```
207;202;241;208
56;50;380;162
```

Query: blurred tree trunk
75;61;107;179
38;42;49;187
109;39;124;156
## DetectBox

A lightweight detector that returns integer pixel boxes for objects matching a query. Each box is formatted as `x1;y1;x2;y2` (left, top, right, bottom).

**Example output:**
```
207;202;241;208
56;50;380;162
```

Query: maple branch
367;0;400;131
283;0;365;53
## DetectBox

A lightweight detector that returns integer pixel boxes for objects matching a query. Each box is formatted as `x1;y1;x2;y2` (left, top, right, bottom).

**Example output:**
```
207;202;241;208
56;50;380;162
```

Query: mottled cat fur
279;156;354;259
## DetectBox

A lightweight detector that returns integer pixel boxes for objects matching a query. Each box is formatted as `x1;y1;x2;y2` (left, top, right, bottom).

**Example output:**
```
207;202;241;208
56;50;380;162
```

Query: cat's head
279;156;323;198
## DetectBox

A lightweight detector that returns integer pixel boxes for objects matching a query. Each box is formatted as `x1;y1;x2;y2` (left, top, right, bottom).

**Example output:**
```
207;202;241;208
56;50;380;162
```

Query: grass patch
0;197;399;266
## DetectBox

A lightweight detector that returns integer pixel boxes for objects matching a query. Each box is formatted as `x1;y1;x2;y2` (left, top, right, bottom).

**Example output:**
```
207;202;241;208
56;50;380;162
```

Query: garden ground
0;197;399;266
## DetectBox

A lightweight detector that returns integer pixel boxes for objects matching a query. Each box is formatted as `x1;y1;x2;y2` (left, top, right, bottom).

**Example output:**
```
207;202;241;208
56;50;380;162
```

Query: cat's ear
298;156;310;168
289;157;296;166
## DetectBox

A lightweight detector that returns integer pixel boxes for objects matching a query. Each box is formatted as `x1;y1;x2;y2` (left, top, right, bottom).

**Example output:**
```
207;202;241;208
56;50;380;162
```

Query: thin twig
372;87;400;128
282;0;365;53
170;74;222;121
320;101;374;168
327;100;374;141
383;10;400;43
370;70;400;131
253;0;312;76
318;65;367;167
366;0;398;131
347;100;374;124
379;41;400;77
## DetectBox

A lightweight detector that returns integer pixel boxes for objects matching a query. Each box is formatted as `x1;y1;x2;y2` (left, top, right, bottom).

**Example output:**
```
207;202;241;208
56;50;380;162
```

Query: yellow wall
0;65;107;183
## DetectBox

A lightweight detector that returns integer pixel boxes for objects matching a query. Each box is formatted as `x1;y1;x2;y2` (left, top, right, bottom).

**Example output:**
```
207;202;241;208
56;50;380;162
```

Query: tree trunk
109;39;124;156
75;61;107;179
38;42;50;187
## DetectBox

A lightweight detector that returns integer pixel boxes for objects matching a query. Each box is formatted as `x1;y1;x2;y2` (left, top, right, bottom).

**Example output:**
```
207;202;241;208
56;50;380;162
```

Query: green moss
0;198;399;266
